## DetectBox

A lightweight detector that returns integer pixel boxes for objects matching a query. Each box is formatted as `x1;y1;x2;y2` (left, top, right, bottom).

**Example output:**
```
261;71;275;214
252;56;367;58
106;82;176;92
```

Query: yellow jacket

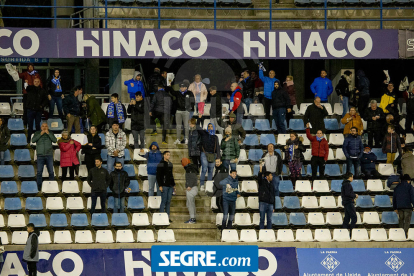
379;92;396;113
341;113;364;135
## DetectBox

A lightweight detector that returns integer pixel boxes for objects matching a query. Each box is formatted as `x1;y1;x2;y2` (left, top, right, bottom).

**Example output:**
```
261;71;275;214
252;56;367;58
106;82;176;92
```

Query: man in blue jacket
259;68;278;121
141;142;162;196
393;174;414;236
343;127;363;178
341;172;358;237
310;70;333;103
360;145;380;179
124;71;145;100
220;170;240;229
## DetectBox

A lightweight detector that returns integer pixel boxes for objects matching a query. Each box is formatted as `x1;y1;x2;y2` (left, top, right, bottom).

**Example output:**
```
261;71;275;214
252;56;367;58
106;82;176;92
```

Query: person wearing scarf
106;93;127;129
283;76;297;128
306;123;329;181
229;82;243;124
47;68;65;122
284;132;305;186
58;130;81;182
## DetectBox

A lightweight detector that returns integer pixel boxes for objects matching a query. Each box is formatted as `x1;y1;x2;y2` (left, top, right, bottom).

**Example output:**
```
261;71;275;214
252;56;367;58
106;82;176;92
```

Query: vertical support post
53;0;57;28
324;0;327;29
269;0;272;29
158;0;161;29
105;0;108;28
380;0;383;29
214;0;217;29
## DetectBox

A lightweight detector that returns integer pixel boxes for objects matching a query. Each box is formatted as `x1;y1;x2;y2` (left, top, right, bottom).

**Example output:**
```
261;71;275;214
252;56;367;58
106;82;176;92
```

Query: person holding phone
341;106;363;137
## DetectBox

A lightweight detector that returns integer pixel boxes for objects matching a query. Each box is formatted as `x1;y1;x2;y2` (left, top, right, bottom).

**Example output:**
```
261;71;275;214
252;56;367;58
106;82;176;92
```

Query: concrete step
169;211;215;223
173;228;219;242
170;196;211;208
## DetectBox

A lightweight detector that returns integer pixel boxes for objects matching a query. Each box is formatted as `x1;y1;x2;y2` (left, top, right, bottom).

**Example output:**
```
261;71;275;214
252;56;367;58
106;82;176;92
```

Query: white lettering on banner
326;31;347;58
38;252;53;276
114;31;136;56
279;32;302;58
124;250;152;276
0;29;39;57
303;32;328;57
138;31;162;57
347;31;373;57
0;253;26;276
243;32;266;57
269;32;276;58
102;31;110;57
76;31;99;57
0;29;13;56
182;31;208;57
52;251;84;276
162;30;183;57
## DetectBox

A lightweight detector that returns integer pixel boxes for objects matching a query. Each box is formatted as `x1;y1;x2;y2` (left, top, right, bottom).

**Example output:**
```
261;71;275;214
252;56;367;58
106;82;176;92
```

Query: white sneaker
200;185;205;191
184;139;188;145
174;139;180;145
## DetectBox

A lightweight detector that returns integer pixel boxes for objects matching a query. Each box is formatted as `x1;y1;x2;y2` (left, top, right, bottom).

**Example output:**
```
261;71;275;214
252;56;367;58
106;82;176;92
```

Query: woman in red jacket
306;123;329;181
58;130;81;182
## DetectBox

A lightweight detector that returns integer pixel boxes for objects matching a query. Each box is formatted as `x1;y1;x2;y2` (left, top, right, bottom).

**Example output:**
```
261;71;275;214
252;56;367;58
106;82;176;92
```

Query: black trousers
153;111;169;142
311;156;325;181
343;202;357;234
406;113;414;134
61;166;75;182
357;95;370;117
263;98;272;122
216;195;223;213
190;156;201;170
27;261;37;276
367;129;383;148
286;105;294;127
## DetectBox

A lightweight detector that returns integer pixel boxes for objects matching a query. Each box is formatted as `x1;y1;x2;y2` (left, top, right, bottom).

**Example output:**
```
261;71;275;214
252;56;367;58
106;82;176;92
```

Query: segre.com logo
151;245;259;272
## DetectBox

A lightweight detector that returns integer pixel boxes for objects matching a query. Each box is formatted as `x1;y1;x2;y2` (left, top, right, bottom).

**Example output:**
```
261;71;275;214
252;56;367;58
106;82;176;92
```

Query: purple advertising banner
0;28;399;59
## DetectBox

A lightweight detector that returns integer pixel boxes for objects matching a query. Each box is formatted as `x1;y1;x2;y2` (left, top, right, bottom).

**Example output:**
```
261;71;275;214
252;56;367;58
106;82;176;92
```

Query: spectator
401;148;414;179
213;158;229;213
189;74;207;127
382;124;402;164
306;123;329;181
127;92;145;150
240;70;255;112
228;82;244;124
283;75;296;127
87;157;110;214
364;100;385;148
209;86;223;135
341;107;363;136
182;158;198;224
83;94;106;133
124;71;145;100
304;97;329;134
403;84;414;134
106;93;127;129
379;82;397;114
284;132;305;185
26;78;49;143
58;130;81;182
32;123;57;190
171;83;195;145
261;143;283;194
271;80;291;134
343;127;363;178
258;163;276;229
142;142;162;196
383;114;405;137
335;70;353;117
157;151;175;221
109;162;130;213
150;83;172;144
47;68;65;122
23;223;39;276
105;121;127;172
148;68;165;134
221;113;246;145
310;70;333;103
251;71;264;103
341;172;358;236
393;174;414;236
259;67;277;121
0;118;10;165
355;70;370;116
220;169;241;229
360;145;379;179
63;86;82;134
82;125;102;173
221;126;240;171
198;123;221;191
188;118;201;169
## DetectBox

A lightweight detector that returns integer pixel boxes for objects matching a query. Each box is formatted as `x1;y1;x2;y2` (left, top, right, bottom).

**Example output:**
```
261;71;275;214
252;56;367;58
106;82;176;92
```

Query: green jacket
86;96;106;126
32;131;57;156
220;136;240;160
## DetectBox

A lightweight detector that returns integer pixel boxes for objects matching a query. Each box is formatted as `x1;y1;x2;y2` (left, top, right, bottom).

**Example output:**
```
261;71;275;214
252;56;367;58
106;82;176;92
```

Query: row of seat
241;118;346;132
103;0;251;4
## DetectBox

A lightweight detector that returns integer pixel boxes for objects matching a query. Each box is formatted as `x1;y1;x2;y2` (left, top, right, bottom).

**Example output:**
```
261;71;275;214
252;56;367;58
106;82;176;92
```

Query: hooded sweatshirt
124;71;145;97
259;69;278;99
310;76;333;102
341;179;356;205
271;80;291;109
356;70;370;96
198;124;221;158
144;142;163;175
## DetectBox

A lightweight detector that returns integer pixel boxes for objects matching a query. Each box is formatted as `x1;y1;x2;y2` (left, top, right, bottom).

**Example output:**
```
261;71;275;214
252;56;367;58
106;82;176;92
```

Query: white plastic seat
205;181;214;195
66;197;85;211
0;232;9;244
38;231;52;244
234;213;252;226
321;103;333;115
335;148;346;160
295;180;312;193
277;134;290;146
62;181;80;194
54;149;61;162
295;229;314;242
298;134;310;146
137;230;156;243
367;179;384;192
8;214;26;228
252;213;267;226
329;133;345;146
249;104;265;116
370;228;389;241
157;229;176;242
241;181;258;193
211;197;218;210
240;229;257;242
337;196;344;208
320;196;337;209
378;164;394;176
327;148;335;161
406;133;414;144
299;103;312;115
12;231;28;245
277;229;294;242
78;165;88;178
247;197;259;209
235;197;246;209
334;103;343;116
332;229;350;242
42;181;59;194
142;180;157;194
152;213;170;226
0;215;5;227
71;134;86;145
132;213;150;226
133;148;148;161
307;212;325;225
116;230;135;243
238;149;248;162
314;229;332;242
326;212;343;225
362;211;380;225
303;149;312;161
258;229;275;242
75;230;93;243
148;196;161;209
236;165;252;177
388;228;407;241
301;196;319;209
138;164;148;176
407;228;414;241
12;103;24;115
356;212;362;225
82;181;92;194
221;229;239;242
351;229;369;241
46;197;64;210
312;180;330;193
216;213;224;226
0;103;11;115
54;231;72;244
96;230;114;243
124;118;131;130
87;197;102;210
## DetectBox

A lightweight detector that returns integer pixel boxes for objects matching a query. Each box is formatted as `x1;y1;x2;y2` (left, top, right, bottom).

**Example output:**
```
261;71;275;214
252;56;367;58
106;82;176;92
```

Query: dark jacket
284;137;305;162
143;142;162;175
271;81;291;109
383;121;406;137
184;164;199;189
63;91;80;116
221;136;240;161
213;164;228;197
82;133;103;156
343;134;364;159
156;159;175;187
382;132;402;155
356;70;370;96
87;166;110;192
335;75;352;98
109;170;130;196
127;99;145;131
170;89;195;112
393;181;414;210
363;107;385;131
148;72;166;96
150;89;172;114
0;125;10;152
303;104;328;134
306;128;329;161
258;172;276;208
220;120;246;143
210;93;223;119
86;96;106;127
360;152;377;173
341;179;356;205
241;77;255;99
283;83;297;106
26;85;49;112
403;90;414;114
198;124;221;159
188;127;201;157
220;175;240;202
47;75;65;97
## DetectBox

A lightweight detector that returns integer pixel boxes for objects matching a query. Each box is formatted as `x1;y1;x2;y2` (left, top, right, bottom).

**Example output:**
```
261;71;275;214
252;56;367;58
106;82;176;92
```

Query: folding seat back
307;212;325;225
312;180;330;193
302;196;319;209
242;119;253;131
21;181;38;195
8;214;26;228
66;197;84;210
283;196;300;209
276;134;290;145
370;228;388;241
116;230;135;243
62;181;80;194
319;196;337;209
240;229;257;242
289;119;305;131
248;149;263;162
71;213;89;227
326;212;343;225
258;229;276;242
356;195;374;208
29;214;47;228
234;213;252;226
314;229;332;242
12;231;28;244
272;213;288;226
1;181;18;195
381;211;399;225
91;213;109;227
241;181;258;193
25;197;43;211
236;197;246;209
352;229;369;241
132;213;150;226
324;119;339;131
96;230;114;243
277;229;294;242
362;211;380;224
4;197;22;211
289;213;307;226
0;165;13;180
137;230;156;243
254;119;270;131
260;134;276;146
75;230;93;243
296;229;313;241
236;165;252;177
42;181;59;194
275;196;282;210
157;230;176;242
329;133;344;145
47;118;64;131
389;228;406;241
244;134;259;146
378;164;394;176
249;104;265;116
295;180;312;193
374;195;392;208
123;164;135;177
50;213;68;227
152;213;170;226
325;164;341;177
247;197;259;209
351;180;366;192
14;149;31;162
8;119;24;131
128;180;140;193
279;180;294;193
330;180;342;193
127;196;145;210
333;229;350;242
367;180;383;192
46;197;64;210
148;196;162;209
221;229;239;242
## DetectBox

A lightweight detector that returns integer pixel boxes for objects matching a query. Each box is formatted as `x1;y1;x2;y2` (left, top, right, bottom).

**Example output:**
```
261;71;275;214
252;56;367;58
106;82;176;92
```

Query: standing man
306;123;329;181
148;68;166;135
363;100;385;148
106;93;127;129
106;121;127;173
124;71;145;100
127;92;145;151
341;172;358;237
261;144;283;197
171;82;195;145
212;158;229;213
150;83;172;144
26;78;49;143
271;80;291;134
23;223;39;276
109;162;130;213
32;123;57;191
356;70;370;116
229;82;244;124
188;118;201;169
220;169;241;229
157;151;175;221
142;142;162;196
209;86;223;135
393;174;414;236
47;68;65;122
259;67;277;121
310;70;333;103
240;70;255;112
87;157;110;214
63;86;82;134
343;127;364;178
335;70;353;117
258;163;276;229
182;158;198;224
403;84;414;134
303;97;329;134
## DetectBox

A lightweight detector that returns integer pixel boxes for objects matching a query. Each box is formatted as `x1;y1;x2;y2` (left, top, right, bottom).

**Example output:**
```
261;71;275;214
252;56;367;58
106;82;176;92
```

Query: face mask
115;168;122;172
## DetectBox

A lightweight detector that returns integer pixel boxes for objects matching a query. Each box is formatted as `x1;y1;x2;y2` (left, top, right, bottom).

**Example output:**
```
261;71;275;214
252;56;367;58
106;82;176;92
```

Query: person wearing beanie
221;126;240;171
393;174;414;236
335;70;353;118
182;158;199;224
124;71;145;100
220;112;246;145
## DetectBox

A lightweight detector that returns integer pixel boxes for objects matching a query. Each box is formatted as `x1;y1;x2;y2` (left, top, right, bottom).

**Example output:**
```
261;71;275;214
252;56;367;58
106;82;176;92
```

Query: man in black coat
150;84;172;144
241;70;255;112
109;162;130;213
303;96;329;134
393;174;414;236
271;80;291;134
363;100;385;148
26;78;49;143
87;157;111;214
127;92;145;151
157;151;175;220
258;163;276;229
209;86;223;135
212;159;229;213
341;172;358;237
63;86;82;134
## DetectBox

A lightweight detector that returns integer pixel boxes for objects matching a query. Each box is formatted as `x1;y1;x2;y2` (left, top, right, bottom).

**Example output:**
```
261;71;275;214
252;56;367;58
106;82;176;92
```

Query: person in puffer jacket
382;124;402;164
379;82;396;114
341;106;363;136
124;71;145;100
142;141;162;196
360;145;380;179
220;126;240;171
343;127;364;178
58;130;81;182
284;133;305;185
306;125;329;181
220;170;240;229
310;70;333;103
356;70;370;115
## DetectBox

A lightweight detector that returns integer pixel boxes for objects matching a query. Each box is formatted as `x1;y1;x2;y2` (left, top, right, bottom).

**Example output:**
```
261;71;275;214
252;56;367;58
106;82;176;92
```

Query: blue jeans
200;152;215;186
259;202;273;229
272;174;280;197
160;186;174;215
272;108;286;134
37;155;54;190
113;196;125;213
243;98;253;113
346;157;361;178
27;109;42;143
49;95;64;120
222;159;237;172
107;155;124;173
222;198;236;229
148;174;158;197
341;96;349;118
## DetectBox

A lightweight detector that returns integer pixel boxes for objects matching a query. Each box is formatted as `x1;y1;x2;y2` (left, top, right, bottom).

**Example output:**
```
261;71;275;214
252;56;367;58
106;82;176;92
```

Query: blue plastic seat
71;213;89;227
100;149;108;162
244;134;259;146
381;211;399;225
374;195;392;208
330;180;342;193
111;213;129;227
25;197;43;211
282;164;288;176
14;149;31;163
272;213;288;226
271;119;287;130
289;119;305;131
47;118;64;132
356;195;374;208
127;196;145;210
98;133;105;146
253;165;260;176
371;148;387;161
4;197;22;211
248;149;263;162
1;181;18;195
275;196;282;210
324;119;339;131
124;149;131;162
289;213;307;226
107;196;114;210
0;165;14;179
283;196;301;210
260;134;276;146
8;119;24;131
255;119;270;131
21;181;39;195
325;164;341;177
351;180;366;192
91;213;109;227
306;164;318;177
123;164;135;177
279;180;294;193
18;165;35;178
29;214;47;228
128;180;140;193
242;119;253;131
1;150;11;163
50;213;68;227
342;163;354;176
10;134;27;147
